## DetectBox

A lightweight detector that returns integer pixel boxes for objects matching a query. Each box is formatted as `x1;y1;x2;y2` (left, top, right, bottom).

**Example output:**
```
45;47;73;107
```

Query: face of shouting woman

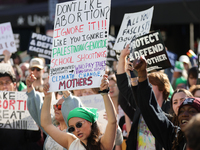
178;105;198;130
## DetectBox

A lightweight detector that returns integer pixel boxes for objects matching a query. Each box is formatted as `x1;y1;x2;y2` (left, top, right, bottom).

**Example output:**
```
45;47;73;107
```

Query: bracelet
131;80;138;83
98;87;110;94
100;93;108;96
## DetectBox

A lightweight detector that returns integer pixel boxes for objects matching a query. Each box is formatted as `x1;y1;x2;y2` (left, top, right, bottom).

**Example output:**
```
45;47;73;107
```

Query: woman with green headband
41;74;117;150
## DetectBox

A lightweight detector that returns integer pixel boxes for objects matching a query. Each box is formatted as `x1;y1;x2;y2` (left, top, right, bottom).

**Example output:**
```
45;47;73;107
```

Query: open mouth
181;120;188;124
77;133;83;138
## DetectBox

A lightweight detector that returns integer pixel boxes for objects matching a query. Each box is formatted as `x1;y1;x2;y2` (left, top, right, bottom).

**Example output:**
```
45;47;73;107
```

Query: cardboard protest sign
0;22;17;55
113;7;154;51
129;30;171;72
28;32;53;60
0;91;38;130
79;94;107;133
49;0;111;92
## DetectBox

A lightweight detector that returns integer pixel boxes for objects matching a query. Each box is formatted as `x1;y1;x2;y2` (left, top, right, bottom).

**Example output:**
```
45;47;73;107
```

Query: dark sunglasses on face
68;120;86;133
31;67;41;71
53;104;62;110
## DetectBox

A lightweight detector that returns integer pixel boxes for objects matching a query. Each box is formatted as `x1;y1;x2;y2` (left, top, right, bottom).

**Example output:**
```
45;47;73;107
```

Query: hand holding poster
129;30;171;72
28;32;53;60
0;91;38;130
49;0;111;92
113;7;154;51
0;22;17;55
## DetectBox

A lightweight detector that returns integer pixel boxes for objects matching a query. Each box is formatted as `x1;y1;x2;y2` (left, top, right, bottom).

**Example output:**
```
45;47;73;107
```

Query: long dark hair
187;67;198;88
86;122;103;150
170;89;193;150
172;125;184;150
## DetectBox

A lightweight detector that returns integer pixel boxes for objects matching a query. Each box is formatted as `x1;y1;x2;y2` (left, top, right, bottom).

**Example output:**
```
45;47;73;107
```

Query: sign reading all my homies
0;22;17;55
28;32;53;60
129;30;171;72
49;0;111;92
0;91;38;130
113;7;154;51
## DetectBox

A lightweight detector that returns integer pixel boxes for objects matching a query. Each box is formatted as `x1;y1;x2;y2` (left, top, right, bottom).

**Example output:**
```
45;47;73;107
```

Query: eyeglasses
53;104;62;110
31;67;41;71
68;120;86;133
0;80;12;86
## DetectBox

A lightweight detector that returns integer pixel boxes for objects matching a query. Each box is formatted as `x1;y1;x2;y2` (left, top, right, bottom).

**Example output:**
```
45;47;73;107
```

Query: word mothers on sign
28;32;53;60
49;0;111;92
129;30;171;72
0;91;38;130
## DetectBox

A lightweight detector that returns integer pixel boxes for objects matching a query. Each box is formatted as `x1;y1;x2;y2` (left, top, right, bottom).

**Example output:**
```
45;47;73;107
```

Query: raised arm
134;56;176;150
41;83;76;149
26;72;36;93
100;74;117;150
116;45;137;118
26;73;45;132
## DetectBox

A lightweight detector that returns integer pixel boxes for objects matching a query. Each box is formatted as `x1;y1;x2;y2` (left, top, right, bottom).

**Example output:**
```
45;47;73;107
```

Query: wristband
98;87;110;94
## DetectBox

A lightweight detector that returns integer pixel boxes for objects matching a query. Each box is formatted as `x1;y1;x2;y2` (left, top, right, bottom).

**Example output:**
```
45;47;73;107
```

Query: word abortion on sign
49;0;111;92
0;22;17;55
129;30;171;72
113;7;154;51
28;32;53;60
0;91;38;130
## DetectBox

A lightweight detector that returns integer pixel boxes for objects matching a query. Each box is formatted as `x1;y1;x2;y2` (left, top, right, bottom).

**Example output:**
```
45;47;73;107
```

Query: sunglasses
31;67;41;71
68;120;86;133
53;104;62;110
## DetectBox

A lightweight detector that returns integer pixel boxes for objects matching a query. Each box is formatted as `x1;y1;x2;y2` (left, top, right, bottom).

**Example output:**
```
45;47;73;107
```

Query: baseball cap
178;97;200;114
179;55;190;64
174;61;184;72
30;58;44;69
0;63;16;82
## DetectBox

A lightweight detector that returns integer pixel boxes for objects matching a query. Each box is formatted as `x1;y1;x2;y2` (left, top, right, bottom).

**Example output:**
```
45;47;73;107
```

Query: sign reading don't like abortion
129;30;171;72
0;91;38;130
113;7;154;51
0;22;17;55
49;0;111;92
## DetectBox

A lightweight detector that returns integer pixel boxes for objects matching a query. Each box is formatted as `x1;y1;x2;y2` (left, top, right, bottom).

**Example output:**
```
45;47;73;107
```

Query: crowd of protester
1;35;200;150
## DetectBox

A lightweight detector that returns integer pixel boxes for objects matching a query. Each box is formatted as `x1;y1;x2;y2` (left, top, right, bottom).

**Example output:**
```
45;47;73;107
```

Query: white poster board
0;91;38;130
49;0;111;92
113;7;154;51
79;94;107;133
0;22;17;54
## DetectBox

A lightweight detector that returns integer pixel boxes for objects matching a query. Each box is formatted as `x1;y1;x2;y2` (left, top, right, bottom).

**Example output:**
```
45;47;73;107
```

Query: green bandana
67;107;98;126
